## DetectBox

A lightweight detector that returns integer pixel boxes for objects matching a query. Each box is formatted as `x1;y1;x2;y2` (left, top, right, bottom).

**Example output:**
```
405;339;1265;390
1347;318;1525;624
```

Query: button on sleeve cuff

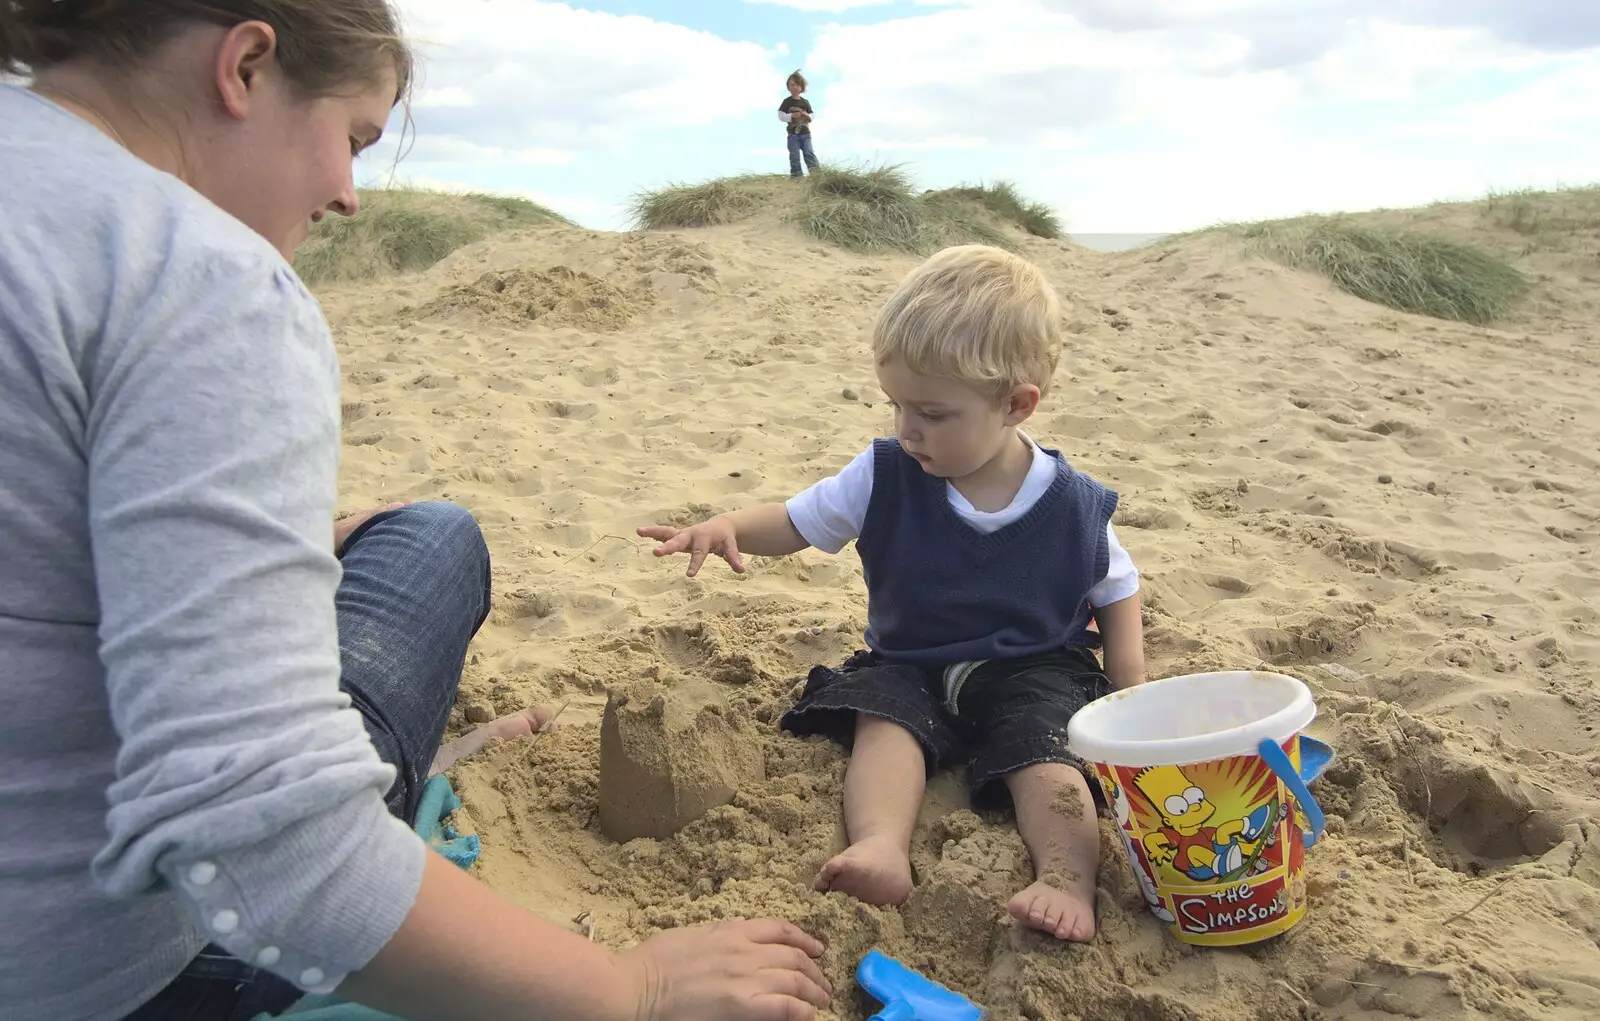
164;793;426;992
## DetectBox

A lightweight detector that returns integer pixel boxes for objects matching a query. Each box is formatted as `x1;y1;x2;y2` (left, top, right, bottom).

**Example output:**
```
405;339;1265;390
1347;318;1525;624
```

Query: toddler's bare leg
1005;762;1100;941
812;715;923;906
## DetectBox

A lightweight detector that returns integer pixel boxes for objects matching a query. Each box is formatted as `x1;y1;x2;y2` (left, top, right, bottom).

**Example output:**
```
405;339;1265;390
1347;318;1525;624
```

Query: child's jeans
788;131;819;177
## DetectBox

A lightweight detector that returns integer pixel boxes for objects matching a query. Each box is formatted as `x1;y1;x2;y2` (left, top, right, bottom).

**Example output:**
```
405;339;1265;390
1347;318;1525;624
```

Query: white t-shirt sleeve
785;446;875;554
1088;522;1140;607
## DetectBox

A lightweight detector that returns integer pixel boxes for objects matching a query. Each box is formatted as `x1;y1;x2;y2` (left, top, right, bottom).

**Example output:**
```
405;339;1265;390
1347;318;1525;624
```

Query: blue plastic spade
1300;736;1335;784
857;950;983;1021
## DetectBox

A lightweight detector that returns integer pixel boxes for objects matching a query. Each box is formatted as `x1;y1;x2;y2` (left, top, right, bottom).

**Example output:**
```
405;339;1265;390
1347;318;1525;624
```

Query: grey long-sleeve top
0;84;424;1021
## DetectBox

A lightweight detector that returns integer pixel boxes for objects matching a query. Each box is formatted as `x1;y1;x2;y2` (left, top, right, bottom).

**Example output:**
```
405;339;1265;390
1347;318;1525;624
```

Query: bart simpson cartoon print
1101;775;1176;923
1134;765;1278;883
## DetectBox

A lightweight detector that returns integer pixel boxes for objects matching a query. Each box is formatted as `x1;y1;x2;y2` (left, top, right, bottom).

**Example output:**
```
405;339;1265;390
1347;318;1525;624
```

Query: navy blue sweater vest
855;438;1119;667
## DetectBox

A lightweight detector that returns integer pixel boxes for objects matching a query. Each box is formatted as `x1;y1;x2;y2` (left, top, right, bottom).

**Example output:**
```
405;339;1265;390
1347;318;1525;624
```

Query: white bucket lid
1067;671;1316;767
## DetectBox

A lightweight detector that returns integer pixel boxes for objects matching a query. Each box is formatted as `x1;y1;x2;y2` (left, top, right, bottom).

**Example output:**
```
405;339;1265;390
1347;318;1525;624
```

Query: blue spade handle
857;950;982;1021
1258;738;1327;848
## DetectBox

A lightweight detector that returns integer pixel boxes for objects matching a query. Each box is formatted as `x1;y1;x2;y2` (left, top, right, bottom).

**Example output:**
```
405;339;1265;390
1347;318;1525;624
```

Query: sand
318;212;1600;1020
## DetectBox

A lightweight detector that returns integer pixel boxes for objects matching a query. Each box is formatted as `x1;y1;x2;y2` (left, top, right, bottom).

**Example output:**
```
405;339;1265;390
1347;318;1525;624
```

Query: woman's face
196;37;397;258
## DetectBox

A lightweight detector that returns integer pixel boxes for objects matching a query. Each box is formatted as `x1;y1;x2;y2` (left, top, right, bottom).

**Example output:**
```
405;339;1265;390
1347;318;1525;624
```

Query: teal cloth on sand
251;775;479;1021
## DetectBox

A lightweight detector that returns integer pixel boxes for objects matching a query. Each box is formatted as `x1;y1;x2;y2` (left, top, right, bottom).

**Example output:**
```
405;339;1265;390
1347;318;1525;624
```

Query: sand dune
316;199;1600;1020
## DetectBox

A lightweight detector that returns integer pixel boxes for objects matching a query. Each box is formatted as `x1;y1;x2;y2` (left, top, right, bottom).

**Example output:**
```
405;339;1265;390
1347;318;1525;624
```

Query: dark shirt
855;438;1119;666
779;96;814;135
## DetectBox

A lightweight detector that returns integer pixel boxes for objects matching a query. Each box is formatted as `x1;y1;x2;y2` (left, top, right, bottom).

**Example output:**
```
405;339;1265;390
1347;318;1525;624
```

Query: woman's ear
1005;383;1041;426
213;21;280;119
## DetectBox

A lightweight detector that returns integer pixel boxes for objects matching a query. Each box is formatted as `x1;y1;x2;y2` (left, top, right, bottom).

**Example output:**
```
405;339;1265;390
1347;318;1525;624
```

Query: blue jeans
122;502;491;1021
788;131;819;177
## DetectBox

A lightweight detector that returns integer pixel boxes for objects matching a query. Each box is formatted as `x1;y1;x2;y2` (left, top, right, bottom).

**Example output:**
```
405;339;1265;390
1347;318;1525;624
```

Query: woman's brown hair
0;0;412;104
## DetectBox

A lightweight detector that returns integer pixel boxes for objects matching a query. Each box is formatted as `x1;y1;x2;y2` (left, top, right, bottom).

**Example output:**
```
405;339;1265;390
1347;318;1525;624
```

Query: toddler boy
638;245;1145;941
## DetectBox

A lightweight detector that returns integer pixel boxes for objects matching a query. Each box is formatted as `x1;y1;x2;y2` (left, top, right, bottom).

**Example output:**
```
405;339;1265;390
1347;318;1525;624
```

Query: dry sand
318;210;1600;1020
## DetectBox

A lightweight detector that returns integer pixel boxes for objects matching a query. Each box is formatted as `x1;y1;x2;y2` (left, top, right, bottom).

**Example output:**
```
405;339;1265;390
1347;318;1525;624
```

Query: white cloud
1011;61;1600;233
414;85;475;108
397;137;577;165
805;3;1550;149
794;0;1600;233
741;0;892;10
1037;129;1084;149
1037;0;1600;54
806;4;1287;147
1027;142;1387;234
394;0;785;150
1392;58;1600;142
1296;21;1548;102
850;135;990;151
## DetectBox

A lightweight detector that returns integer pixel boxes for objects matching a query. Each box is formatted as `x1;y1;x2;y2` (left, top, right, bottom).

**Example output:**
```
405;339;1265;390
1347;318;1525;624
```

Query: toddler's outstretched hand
638;518;745;577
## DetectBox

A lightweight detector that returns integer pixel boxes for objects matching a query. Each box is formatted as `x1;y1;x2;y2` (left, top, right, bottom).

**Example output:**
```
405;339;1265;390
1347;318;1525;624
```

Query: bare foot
812;835;913;906
1007;874;1097;942
429;704;560;775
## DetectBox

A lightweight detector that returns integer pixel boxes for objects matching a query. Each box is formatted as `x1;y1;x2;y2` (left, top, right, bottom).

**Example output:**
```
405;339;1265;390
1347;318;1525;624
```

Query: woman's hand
638;518;745;577
335;501;408;554
617;918;831;1021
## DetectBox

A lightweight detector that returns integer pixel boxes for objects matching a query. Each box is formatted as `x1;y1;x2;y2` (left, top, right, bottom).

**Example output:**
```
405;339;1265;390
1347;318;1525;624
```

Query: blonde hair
872;245;1062;401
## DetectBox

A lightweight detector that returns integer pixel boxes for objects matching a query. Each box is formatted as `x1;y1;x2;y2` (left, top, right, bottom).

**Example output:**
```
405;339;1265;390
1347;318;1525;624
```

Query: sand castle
598;677;765;841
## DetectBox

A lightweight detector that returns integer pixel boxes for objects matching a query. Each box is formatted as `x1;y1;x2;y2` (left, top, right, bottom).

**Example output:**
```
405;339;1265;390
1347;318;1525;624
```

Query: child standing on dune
778;69;819;179
638;245;1147;942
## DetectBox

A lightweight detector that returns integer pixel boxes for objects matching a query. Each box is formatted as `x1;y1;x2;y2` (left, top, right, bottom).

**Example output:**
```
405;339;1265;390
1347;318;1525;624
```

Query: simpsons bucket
1066;671;1333;947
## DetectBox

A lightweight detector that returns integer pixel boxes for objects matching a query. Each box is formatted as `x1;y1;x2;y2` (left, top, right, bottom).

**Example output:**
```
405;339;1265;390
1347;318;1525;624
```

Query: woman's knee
398;501;485;553
353;502;489;636
395;502;489;581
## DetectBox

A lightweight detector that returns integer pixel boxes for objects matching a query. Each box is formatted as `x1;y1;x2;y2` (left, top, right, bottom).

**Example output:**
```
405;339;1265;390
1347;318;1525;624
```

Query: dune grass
293;188;571;286
1478;184;1600;242
923;181;1064;239
1482;187;1550;237
629;174;780;230
795;164;1038;254
630;164;1061;255
793;164;926;252
1235;216;1528;325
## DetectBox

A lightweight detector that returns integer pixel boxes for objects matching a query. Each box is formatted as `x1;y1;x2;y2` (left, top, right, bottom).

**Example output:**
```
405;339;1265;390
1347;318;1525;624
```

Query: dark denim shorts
780;647;1112;807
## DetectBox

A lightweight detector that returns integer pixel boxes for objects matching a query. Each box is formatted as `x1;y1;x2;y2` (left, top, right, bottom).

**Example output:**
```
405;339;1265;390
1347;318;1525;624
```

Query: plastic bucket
1066;671;1332;946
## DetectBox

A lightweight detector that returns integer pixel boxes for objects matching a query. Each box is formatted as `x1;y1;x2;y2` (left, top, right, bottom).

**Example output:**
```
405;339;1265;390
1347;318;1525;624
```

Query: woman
0;3;831;1020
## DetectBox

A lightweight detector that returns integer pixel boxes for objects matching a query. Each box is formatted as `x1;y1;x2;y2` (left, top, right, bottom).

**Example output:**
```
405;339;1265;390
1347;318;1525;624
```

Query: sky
365;0;1600;236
